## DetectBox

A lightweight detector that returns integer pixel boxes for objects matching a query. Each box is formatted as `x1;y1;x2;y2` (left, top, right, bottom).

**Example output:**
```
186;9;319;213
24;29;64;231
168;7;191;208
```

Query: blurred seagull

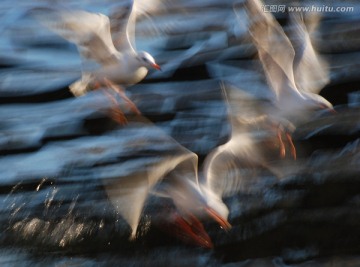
32;0;161;123
105;145;231;248
203;83;287;215
102;118;230;247
155;164;231;248
240;0;334;157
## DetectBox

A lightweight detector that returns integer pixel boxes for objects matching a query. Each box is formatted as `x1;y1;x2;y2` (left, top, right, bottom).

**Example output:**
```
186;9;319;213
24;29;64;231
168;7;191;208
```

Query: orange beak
205;206;232;231
151;63;161;71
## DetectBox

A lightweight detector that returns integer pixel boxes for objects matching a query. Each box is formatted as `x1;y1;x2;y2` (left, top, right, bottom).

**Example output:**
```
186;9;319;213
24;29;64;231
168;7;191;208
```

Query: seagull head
156;178;231;248
166;178;231;230
137;51;161;70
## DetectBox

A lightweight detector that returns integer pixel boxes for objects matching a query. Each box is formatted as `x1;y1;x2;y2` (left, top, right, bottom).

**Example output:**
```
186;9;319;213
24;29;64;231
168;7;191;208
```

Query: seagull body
69;50;150;96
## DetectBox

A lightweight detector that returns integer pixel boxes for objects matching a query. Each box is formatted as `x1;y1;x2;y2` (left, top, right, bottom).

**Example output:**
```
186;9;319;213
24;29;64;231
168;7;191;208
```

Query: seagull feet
94;78;141;125
102;89;129;125
103;78;141;114
277;127;297;160
286;132;297;160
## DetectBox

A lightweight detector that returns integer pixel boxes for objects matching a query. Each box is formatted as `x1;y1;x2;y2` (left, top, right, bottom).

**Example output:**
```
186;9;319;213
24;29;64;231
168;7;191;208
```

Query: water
0;0;359;266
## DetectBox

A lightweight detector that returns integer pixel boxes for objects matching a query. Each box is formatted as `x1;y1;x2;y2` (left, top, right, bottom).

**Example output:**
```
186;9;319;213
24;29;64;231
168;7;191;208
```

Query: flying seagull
240;0;334;157
202;83;290;219
102;117;230;247
33;0;161;123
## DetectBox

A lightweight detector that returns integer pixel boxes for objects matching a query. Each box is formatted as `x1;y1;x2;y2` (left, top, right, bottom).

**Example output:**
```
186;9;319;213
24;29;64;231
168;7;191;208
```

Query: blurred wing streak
34;8;119;66
244;0;299;101
150;41;207;78
151;31;228;78
288;12;330;93
110;0;136;53
104;145;198;239
204;135;257;198
110;0;166;53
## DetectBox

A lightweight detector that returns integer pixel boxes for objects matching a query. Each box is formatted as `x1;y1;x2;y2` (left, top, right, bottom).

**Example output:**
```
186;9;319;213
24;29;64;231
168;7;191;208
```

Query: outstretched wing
243;0;299;101
287;12;329;94
110;1;136;53
110;0;165;53
34;8;120;66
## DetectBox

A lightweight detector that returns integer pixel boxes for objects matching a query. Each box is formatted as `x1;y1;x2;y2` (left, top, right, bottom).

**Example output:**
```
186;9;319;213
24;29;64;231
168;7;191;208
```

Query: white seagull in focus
32;0;161;123
239;0;335;157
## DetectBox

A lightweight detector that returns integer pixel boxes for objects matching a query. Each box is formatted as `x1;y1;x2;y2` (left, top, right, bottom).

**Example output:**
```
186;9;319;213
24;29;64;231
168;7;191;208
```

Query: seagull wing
203;84;269;197
34;8;120;66
287;12;330;94
110;0;165;53
243;0;299;101
110;1;136;53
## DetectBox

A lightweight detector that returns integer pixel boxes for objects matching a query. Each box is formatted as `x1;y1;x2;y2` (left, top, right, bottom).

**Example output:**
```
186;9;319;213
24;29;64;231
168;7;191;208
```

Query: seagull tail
69;74;92;96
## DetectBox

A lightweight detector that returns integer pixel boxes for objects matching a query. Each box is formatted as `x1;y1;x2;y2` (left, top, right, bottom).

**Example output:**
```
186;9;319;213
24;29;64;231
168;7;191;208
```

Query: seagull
104;145;231;248
32;1;161;123
155;168;231;248
203;83;288;217
102;117;230;247
239;0;334;157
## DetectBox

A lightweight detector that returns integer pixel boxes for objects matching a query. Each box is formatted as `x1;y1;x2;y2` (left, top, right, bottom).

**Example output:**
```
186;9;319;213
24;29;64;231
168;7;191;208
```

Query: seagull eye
141;57;148;62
